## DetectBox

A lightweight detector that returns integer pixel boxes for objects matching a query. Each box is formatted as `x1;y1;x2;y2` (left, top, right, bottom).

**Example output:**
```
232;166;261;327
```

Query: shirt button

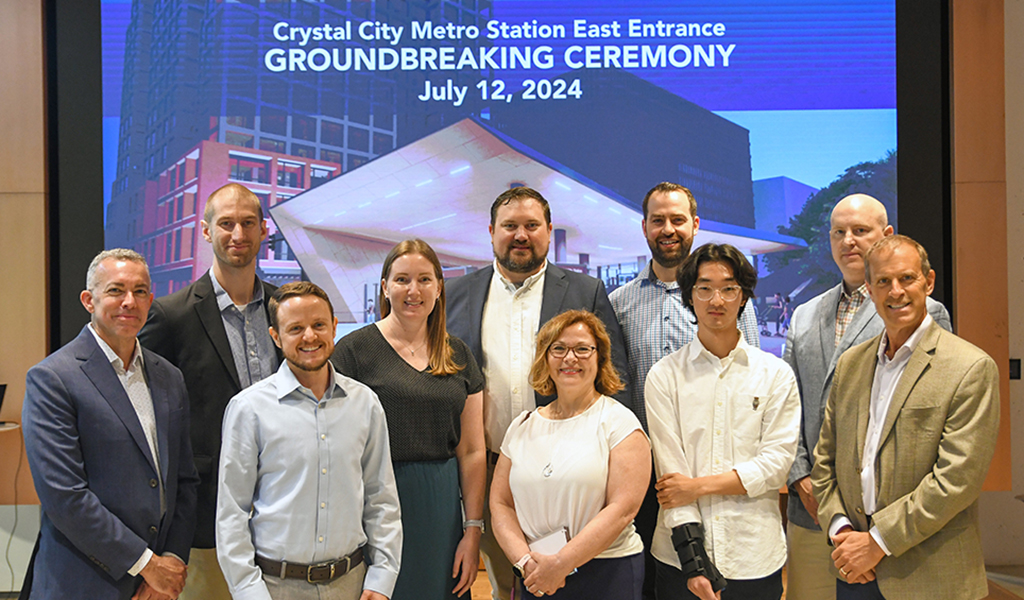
149;525;158;534
321;434;326;440
319;536;324;542
512;388;518;394
715;430;721;435
321;502;326;508
664;346;670;352
717;402;722;407
321;468;327;474
149;479;158;488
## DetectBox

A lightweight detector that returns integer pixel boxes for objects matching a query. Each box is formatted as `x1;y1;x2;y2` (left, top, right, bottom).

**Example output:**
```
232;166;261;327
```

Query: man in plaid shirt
782;194;950;600
609;182;760;600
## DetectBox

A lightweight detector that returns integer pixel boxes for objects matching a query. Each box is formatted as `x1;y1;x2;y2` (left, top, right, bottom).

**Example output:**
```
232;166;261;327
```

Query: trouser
654;561;782;600
178;547;232;600
785;523;837;600
837;579;886;600
481;455;515;600
263;561;367;600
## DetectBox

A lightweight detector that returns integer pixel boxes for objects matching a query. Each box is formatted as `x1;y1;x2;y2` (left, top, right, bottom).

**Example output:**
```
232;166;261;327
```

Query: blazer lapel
77;333;159;473
816;285;841;372
853;338;881;471
146;356;172;481
877;323;939;448
539;264;568;328
193;274;241;389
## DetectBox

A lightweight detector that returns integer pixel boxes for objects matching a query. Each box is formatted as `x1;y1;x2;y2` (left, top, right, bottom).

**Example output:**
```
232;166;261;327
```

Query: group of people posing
20;181;1000;600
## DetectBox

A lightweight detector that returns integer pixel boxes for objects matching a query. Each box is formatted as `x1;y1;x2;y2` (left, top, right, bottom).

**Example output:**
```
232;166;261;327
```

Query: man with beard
609;182;761;599
217;282;402;600
446;185;631;600
139;183;281;599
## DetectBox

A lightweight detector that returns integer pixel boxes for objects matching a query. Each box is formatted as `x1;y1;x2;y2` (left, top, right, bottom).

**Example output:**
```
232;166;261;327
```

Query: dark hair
641;182;697;220
864;234;932;284
269;281;334;331
529;309;624;397
203;182;264;223
676;243;757;314
489;186;551;227
379;239;461;376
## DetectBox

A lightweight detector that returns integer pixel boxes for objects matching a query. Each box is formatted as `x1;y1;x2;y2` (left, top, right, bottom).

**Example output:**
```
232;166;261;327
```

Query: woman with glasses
331;239;486;599
490;309;650;599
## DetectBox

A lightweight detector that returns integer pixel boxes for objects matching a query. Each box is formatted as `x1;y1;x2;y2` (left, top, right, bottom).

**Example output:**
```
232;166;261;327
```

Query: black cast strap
671;522;727;593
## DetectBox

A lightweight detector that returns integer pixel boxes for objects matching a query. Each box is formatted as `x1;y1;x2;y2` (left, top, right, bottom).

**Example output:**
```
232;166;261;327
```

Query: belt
256;547;364;583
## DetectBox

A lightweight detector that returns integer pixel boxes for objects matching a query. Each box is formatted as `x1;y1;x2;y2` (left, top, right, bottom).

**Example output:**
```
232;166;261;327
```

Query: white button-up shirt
480;261;546;452
645;336;801;579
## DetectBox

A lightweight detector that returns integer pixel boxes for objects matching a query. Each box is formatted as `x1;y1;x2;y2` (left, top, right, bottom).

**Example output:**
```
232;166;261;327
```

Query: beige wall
0;0;45;506
978;0;1024;565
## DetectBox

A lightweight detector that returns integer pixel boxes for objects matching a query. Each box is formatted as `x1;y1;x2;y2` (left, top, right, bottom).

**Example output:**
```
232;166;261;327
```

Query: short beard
288;355;330;373
496;249;546;275
648;237;692;270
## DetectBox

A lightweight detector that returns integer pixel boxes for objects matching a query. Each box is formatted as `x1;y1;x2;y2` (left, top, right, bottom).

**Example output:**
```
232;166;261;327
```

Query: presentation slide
101;0;896;352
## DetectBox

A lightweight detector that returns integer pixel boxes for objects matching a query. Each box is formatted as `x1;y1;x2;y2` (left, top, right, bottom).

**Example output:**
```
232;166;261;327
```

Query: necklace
383;319;428;356
541;393;600;478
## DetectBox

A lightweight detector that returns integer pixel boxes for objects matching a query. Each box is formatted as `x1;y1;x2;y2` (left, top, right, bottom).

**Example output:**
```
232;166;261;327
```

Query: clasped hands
133;555;187;600
830;526;885;584
521;553;572;597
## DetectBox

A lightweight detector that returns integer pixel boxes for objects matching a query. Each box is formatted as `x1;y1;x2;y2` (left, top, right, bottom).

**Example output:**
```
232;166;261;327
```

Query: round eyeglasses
693;285;742;302
548;344;596;359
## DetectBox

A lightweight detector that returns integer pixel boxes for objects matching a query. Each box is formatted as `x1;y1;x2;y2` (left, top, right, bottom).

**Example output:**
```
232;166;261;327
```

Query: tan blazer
811;321;1000;600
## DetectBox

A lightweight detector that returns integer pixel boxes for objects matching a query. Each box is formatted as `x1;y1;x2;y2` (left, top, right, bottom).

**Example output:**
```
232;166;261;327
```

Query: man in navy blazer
22;249;198;600
445;186;631;600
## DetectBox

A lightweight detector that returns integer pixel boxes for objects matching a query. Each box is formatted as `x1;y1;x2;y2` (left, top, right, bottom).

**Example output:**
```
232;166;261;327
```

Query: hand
686;575;721;600
359;591;389;600
522;553;569;596
140;554;187;598
131;581;174;600
794;477;819;525
451;528;481;596
832;530;885;583
655;473;702;508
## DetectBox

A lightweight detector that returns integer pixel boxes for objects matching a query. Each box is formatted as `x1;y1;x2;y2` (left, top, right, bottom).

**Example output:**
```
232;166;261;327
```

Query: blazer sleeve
869;355;1000;557
783;315;813;486
810;353;847;530
163;366;199;561
22;363;150;578
591;279;633;412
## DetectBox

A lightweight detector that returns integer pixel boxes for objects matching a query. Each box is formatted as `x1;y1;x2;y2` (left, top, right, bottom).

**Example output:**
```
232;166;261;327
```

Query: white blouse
500;395;646;559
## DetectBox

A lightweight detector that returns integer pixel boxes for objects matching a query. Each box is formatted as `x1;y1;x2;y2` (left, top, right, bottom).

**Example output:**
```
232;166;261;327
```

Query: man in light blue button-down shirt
217;282;402;600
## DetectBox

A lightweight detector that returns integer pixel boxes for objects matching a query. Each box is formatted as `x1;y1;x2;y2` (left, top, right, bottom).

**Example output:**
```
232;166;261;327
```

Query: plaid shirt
835;283;868;347
609;261;761;429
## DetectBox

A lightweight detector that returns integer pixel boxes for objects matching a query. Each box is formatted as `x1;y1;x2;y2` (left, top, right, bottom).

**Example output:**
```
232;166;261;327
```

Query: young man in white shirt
645;244;800;600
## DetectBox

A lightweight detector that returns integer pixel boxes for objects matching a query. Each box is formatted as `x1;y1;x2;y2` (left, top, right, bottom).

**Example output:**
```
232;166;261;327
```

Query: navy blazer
445;263;634;412
138;272;279;548
22;326;199;600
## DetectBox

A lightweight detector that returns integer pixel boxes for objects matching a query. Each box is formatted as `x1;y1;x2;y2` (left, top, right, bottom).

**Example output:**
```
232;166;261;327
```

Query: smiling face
643;189;699;270
691;261;744;335
489;197;552;282
382;252;441;323
202;191;268;270
546;322;599;395
829;194;893;288
81;258;153;348
270;294;337;374
865;243;935;348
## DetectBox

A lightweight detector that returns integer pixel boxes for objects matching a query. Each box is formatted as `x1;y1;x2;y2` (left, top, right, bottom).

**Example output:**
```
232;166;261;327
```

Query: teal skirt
391;457;462;600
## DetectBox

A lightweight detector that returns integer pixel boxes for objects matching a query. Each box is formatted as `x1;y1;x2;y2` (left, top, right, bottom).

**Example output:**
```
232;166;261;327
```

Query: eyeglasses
693;285;742;302
548;344;596;359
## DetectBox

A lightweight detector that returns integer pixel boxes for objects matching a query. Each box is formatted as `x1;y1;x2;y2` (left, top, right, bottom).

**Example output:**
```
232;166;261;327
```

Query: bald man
781;194;950;599
139;183;282;599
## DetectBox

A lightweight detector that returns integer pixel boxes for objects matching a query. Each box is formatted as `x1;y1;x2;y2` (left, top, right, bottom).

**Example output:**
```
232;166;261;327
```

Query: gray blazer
782;283;951;529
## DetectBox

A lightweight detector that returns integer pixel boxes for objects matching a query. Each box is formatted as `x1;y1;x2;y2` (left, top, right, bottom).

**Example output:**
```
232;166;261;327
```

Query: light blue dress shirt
216;361;402;600
209;271;279;388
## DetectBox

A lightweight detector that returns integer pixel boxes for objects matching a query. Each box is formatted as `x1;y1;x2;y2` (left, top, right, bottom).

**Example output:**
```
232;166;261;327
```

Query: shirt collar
841;282;868;302
88;323;144;372
210;269;264;312
876;313;933;364
274;360;347;403
492;259;547;293
686;331;751;365
643;260;679;289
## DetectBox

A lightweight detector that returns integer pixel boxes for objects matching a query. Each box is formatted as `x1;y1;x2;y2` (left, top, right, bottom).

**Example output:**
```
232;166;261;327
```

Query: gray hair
86;249;149;292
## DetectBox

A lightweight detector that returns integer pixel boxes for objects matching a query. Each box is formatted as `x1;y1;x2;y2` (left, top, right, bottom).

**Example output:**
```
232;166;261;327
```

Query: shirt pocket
731;393;768;446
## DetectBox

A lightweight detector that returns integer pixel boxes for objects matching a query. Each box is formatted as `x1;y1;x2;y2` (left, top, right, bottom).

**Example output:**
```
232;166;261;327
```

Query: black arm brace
671;522;727;593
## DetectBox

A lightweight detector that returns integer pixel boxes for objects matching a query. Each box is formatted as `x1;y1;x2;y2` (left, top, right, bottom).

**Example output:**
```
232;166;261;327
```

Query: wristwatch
513;553;531;578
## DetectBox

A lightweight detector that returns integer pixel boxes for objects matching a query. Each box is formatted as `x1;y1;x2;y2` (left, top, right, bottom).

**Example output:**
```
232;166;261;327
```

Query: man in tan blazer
811;234;1000;600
